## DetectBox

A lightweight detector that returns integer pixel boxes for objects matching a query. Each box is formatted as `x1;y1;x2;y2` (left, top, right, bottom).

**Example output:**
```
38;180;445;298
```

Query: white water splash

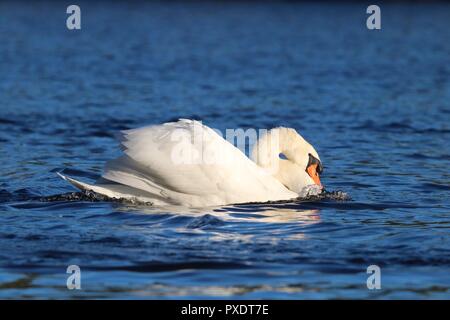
298;184;324;198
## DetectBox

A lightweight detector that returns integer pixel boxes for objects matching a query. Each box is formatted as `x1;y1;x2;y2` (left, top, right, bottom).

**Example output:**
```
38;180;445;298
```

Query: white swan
59;119;323;207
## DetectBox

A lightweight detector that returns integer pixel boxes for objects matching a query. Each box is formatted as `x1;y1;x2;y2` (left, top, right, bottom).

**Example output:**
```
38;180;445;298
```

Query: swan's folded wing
101;119;292;206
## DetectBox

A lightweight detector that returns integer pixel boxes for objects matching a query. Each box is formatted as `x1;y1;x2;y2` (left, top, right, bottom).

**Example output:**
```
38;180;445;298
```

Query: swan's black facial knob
306;153;323;187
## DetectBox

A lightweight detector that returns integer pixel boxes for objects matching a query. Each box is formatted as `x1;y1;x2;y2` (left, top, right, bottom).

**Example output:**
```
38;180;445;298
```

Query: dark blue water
0;1;449;299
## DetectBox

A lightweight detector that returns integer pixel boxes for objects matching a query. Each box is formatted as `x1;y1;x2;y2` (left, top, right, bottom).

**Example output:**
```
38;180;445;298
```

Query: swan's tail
57;172;119;198
57;172;157;204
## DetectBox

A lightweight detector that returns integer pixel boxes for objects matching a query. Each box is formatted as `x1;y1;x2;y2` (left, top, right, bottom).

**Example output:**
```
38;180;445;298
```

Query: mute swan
59;119;323;207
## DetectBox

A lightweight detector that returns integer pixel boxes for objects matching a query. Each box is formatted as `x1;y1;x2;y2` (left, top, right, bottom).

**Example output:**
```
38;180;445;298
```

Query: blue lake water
0;1;449;299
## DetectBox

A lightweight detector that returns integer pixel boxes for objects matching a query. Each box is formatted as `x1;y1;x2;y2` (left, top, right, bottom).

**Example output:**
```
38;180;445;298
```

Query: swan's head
280;128;323;191
252;127;324;194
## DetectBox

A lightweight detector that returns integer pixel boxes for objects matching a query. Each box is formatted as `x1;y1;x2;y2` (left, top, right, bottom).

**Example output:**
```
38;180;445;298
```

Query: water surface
0;1;449;299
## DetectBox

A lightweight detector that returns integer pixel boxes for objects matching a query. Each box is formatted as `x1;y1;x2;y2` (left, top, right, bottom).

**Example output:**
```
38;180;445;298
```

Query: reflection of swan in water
119;204;321;242
58;119;324;207
241;207;320;224
118;203;321;225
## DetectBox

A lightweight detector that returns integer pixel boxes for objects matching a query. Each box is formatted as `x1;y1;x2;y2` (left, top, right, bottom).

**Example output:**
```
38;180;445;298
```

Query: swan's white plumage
61;119;301;207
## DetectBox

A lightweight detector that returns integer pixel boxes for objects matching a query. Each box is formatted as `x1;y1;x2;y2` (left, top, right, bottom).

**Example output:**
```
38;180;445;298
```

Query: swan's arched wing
101;119;294;206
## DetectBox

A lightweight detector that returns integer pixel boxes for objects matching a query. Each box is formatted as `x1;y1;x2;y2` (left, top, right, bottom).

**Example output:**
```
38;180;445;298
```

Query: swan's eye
279;153;288;160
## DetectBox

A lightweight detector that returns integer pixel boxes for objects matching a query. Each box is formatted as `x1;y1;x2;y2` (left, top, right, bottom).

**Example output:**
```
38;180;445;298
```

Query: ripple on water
0;1;449;299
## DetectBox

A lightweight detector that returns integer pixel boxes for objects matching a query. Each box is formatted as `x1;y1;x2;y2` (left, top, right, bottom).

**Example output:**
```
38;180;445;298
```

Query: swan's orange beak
306;163;322;187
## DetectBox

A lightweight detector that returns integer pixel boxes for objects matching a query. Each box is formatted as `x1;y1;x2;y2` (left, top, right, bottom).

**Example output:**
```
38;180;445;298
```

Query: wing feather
100;119;295;206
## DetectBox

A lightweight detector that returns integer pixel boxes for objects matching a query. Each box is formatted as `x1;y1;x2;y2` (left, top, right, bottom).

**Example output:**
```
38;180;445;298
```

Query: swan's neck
251;127;297;170
251;128;310;192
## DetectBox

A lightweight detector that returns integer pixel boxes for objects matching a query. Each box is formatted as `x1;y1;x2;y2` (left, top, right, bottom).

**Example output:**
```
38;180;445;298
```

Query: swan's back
99;119;296;206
